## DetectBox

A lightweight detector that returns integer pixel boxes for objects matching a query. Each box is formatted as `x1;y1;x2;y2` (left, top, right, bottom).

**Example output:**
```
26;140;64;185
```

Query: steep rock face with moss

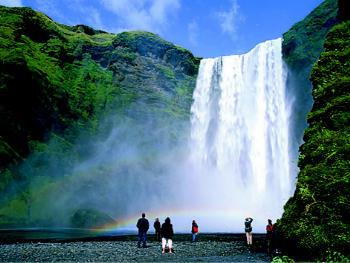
282;0;338;160
0;6;199;226
279;5;350;260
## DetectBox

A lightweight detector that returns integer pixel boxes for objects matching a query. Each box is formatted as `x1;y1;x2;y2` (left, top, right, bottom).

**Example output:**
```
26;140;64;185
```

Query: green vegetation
326;251;350;263
271;255;295;263
279;19;350;260
282;0;338;70
0;6;199;227
277;0;350;260
70;209;116;228
282;0;338;148
112;31;199;75
0;6;120;170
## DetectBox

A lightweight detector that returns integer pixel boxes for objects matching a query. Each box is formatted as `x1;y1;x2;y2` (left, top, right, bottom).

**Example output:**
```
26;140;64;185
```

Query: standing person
161;217;174;254
244;217;253;246
191;220;199;242
136;213;149;248
266;219;274;254
154;218;161;242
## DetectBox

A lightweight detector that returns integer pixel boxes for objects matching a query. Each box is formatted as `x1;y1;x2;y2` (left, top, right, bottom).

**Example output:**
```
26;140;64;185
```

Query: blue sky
1;0;323;57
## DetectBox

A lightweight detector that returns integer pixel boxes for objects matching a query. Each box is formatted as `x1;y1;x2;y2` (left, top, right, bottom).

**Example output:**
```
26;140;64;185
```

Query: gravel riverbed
0;237;270;262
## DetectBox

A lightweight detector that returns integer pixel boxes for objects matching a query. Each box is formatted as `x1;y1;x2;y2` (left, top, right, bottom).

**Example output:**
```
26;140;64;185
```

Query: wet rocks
0;239;270;262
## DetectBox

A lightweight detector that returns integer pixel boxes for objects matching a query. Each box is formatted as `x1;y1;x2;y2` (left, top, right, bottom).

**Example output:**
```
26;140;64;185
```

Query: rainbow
93;205;271;233
94;207;200;233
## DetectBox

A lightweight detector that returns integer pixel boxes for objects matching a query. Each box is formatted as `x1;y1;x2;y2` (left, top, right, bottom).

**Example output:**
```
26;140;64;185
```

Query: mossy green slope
279;19;350;260
282;0;338;152
0;6;199;226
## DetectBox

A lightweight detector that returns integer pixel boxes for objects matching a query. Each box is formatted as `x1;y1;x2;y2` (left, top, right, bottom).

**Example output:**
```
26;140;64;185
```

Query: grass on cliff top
282;0;338;70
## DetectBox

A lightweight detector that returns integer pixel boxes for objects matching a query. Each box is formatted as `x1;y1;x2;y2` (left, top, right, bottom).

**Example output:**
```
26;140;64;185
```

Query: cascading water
186;38;294;232
97;38;295;234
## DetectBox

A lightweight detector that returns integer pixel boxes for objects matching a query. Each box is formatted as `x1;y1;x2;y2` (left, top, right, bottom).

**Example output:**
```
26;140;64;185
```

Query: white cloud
74;5;105;30
100;0;180;33
216;0;242;39
8;0;180;34
0;0;23;7
188;20;199;46
33;1;70;23
89;8;104;30
150;0;180;25
32;0;106;31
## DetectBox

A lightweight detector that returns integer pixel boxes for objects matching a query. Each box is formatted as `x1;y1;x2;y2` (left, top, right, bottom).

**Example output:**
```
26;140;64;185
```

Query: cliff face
0;6;199;226
0;6;199;168
279;1;350;260
282;0;338;161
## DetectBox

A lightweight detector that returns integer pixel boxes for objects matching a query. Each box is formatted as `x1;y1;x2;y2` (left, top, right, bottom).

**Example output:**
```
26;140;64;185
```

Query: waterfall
104;38;295;233
187;38;294;232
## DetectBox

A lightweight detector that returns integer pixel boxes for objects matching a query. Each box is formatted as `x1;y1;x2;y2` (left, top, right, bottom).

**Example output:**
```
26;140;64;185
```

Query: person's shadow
163;248;175;253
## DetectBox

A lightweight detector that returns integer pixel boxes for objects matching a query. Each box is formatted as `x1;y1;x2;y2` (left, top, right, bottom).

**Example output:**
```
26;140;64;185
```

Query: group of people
136;213;199;253
137;213;276;254
137;214;175;253
245;217;277;254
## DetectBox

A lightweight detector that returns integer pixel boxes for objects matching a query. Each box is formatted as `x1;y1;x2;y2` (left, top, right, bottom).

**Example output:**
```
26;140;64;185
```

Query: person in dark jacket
154;218;161;242
266;219;274;254
161;217;174;254
136;213;149;248
191;220;199;242
244;217;253;246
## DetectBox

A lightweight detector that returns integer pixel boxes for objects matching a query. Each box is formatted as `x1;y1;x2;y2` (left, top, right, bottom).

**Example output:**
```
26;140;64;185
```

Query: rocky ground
0;234;271;262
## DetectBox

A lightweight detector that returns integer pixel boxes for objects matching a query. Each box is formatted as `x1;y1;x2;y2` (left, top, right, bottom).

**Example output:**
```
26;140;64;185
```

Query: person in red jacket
191;220;199;242
266;219;274;254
